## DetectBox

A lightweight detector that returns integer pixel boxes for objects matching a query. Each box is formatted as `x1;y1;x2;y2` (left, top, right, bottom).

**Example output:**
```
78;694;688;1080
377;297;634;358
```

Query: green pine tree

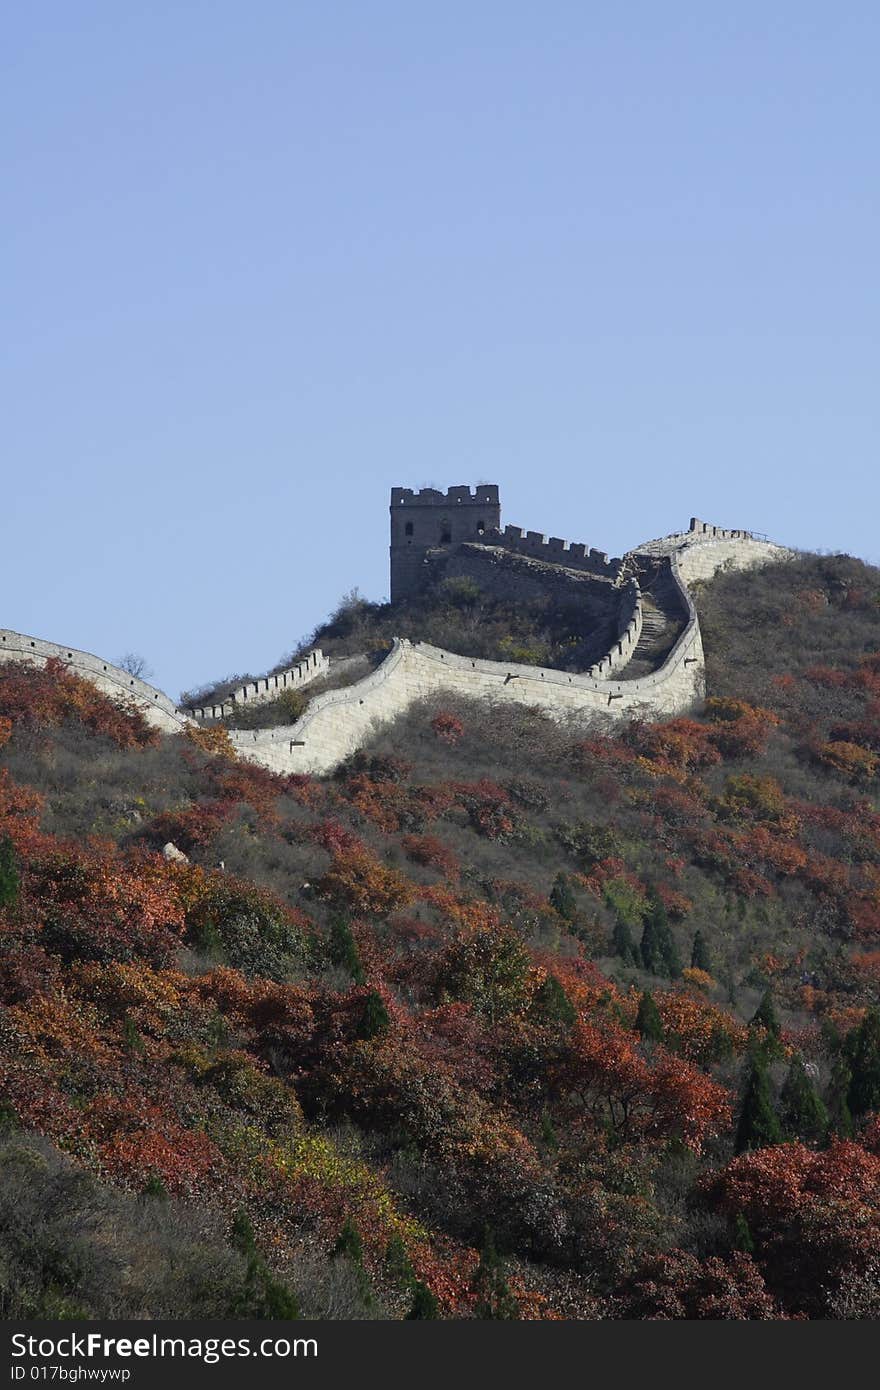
612;917;639;966
735;1051;782;1153
406;1282;439;1319
779;1055;828;1144
0;835;19;910
549;872;577;922
826;1055;854;1138
635;990;664;1045
331;1216;373;1307
751;989;781;1039
471;1229;519;1320
229;1209;299;1319
846;1008;880;1118
690;929;713;974
732;1212;755;1255
540;1109;559;1150
385;1233;415;1289
332;1216;364;1263
357;989;391;1040
122;1014;146;1057
532;974;577;1028
231;1209;258;1258
329;915;365;984
141;1174;167;1200
640;898;682;979
749;989;784;1059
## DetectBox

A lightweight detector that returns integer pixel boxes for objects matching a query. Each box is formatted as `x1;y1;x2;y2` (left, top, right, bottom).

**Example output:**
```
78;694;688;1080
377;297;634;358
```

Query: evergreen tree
549;872;577;922
640;899;682;979
230;1209;258;1257
540;1110;559;1150
532;974;577;1028
385;1233;415;1289
640;916;662;974
735;1051;782;1153
229;1209;299;1319
732;1212;755;1255
826;1055;854;1138
751;989;781;1040
749;989;784;1060
846;1008;880;1118
635;991;664;1046
612;918;639;966
779;1055;828;1144
141;1175;167;1200
122;1015;146;1057
332;1217;364;1264
471;1229;519;1320
332;1216;373;1306
357;989;391;1040
0;836;19;910
406;1282;439;1319
690;929;713;974
329;915;365;984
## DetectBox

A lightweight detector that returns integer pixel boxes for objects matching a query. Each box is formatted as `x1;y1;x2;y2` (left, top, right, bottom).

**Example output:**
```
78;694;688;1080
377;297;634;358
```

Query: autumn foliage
3;552;880;1318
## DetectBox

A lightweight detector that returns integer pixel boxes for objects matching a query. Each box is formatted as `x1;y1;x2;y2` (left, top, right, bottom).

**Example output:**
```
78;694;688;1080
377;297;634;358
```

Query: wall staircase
616;555;687;680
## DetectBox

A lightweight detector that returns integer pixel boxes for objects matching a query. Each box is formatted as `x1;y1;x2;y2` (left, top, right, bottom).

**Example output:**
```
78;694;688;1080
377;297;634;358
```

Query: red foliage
400;833;459;877
0;658;158;748
317;847;414;917
548;1019;730;1151
431;711;464;744
618;1250;784;1319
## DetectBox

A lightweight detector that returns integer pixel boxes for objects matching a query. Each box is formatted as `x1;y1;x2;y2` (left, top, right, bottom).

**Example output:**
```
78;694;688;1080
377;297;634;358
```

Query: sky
3;3;878;700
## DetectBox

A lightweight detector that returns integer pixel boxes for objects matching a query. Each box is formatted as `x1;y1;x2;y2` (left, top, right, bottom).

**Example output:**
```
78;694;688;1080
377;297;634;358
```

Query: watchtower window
476;519;485;534
440;529;452;544
404;521;414;536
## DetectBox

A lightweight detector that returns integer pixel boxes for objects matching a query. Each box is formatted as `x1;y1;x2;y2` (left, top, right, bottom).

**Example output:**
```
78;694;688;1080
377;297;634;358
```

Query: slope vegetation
1;551;879;1320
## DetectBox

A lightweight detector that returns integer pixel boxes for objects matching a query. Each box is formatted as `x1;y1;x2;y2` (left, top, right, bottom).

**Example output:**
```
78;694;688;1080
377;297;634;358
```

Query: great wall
0;490;793;775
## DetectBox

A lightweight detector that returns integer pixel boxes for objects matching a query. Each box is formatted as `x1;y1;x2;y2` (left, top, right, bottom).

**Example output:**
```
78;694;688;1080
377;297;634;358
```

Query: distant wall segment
185;650;329;722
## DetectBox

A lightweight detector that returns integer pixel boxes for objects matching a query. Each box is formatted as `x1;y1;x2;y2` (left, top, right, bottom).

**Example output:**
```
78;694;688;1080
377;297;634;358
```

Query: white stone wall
0;629;190;733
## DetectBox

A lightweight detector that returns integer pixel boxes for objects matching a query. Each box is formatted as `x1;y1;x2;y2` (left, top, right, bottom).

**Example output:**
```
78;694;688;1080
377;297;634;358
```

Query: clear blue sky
4;3;878;699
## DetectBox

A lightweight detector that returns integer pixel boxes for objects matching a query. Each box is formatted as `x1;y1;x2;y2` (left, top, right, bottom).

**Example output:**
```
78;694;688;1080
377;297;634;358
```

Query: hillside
2;549;880;1320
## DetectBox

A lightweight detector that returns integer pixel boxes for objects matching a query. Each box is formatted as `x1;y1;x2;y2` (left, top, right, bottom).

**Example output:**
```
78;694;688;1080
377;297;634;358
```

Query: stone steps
615;557;688;681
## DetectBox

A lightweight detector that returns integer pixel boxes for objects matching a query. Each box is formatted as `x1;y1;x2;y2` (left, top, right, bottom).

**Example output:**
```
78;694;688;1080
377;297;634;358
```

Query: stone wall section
0;629;190;733
186;650;329;722
487;524;623;580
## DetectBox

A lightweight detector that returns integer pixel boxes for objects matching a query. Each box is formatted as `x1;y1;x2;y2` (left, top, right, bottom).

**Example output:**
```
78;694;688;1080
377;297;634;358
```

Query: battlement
689;517;755;540
486;525;622;580
185;649;329;722
391;484;500;507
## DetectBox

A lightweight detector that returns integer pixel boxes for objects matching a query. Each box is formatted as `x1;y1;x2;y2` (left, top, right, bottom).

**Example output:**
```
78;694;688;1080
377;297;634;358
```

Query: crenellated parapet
484;524;624;581
390;485;500;508
186;650;329;722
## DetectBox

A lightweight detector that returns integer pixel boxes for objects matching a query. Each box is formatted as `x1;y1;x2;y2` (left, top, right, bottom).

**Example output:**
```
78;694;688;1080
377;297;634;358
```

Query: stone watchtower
389;484;501;602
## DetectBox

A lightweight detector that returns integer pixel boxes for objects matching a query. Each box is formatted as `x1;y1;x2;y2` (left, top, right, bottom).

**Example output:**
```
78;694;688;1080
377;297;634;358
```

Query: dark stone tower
389;484;501;602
